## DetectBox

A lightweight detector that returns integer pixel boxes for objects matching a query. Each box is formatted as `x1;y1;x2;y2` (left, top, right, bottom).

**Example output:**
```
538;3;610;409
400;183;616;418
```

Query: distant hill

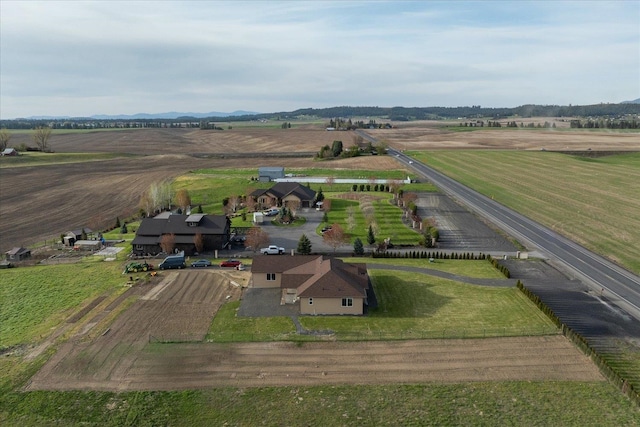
27;110;260;120
621;98;640;104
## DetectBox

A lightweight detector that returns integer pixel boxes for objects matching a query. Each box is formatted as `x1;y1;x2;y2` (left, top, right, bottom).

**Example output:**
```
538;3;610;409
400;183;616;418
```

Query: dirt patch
25;269;603;391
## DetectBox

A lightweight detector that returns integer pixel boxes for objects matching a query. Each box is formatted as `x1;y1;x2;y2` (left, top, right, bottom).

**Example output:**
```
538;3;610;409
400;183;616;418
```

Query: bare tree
33;126;52;152
175;189;191;211
160;233;176;253
193;233;204;253
286;200;300;218
403;192;418;208
245;188;257;212
227;195;239;213
244;227;270;253
322;199;332;212
325;176;335;190
322;223;347;253
0;129;11;151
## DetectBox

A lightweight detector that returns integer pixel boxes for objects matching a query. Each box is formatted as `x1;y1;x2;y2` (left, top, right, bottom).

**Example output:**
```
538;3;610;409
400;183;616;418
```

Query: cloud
1;1;638;118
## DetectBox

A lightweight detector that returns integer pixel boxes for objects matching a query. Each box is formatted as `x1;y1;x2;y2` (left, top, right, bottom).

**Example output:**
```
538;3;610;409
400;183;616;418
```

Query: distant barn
258;167;284;182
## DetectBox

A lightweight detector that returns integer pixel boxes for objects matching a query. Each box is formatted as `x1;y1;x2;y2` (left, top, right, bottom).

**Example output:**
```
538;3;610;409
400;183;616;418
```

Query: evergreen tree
115;217;121;228
297;234;312;255
367;225;376;245
121;223;128;234
353;237;364;255
315;187;325;203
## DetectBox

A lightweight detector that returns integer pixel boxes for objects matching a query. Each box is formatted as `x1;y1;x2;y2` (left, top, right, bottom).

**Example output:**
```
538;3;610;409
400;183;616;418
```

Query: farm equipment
123;261;153;274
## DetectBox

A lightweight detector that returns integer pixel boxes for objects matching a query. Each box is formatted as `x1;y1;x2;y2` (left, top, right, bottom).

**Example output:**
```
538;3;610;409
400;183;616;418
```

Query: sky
1;1;639;118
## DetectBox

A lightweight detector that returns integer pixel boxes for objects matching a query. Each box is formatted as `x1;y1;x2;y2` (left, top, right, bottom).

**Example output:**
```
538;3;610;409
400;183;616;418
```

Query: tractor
123;261;153;274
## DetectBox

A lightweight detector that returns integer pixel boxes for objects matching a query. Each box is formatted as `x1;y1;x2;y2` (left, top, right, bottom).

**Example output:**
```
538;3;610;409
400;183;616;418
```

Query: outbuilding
258;167;285;182
5;247;31;261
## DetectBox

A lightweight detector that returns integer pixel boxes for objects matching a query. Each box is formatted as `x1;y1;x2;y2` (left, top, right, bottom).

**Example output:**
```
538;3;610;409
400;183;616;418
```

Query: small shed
5;247;31;261
258;167;285;182
253;212;264;224
1;148;18;156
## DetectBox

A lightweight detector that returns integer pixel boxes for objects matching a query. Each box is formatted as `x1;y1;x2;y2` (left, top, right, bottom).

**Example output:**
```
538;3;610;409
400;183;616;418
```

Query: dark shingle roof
132;213;228;244
250;182;316;202
251;255;368;299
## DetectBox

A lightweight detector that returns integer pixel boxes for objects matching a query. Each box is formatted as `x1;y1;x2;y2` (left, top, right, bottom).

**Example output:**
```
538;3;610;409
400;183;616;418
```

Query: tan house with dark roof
250;182;317;209
251;255;373;315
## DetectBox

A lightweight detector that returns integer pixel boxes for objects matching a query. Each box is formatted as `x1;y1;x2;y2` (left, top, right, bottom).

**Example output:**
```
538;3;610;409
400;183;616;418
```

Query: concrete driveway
259;208;343;254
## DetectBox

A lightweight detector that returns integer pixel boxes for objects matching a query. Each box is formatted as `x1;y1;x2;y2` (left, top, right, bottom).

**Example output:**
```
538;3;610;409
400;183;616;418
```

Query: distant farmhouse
132;212;230;256
251;255;374;315
250;182;317;210
1;148;18;156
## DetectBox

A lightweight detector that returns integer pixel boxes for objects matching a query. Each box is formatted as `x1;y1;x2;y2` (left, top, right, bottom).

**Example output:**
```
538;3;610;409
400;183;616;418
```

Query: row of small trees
0;127;53;152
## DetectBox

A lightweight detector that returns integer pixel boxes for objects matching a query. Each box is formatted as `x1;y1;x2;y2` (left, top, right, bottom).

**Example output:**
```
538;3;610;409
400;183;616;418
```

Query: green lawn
206;268;555;342
348;257;506;278
321;193;423;245
0;262;127;348
1;382;637;426
300;270;555;338
410;151;640;274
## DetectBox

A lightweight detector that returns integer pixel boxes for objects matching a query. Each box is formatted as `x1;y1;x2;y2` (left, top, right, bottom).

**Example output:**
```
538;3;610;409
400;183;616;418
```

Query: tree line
3;102;639;130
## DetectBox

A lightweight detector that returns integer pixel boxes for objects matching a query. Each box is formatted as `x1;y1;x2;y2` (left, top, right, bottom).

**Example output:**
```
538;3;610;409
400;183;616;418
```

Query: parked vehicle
260;245;285;255
262;208;280;217
191;259;212;268
123;262;153;274
159;252;186;270
220;259;242;267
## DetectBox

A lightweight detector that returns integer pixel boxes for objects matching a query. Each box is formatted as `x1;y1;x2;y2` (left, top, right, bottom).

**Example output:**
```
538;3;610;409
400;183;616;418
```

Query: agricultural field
410;151;640;274
1;123;640;424
0;127;404;254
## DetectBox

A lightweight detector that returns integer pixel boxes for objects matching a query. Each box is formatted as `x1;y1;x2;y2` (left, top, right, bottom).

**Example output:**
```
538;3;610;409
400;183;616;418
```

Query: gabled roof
250;182;316;201
5;247;30;256
251;255;368;299
132;214;228;244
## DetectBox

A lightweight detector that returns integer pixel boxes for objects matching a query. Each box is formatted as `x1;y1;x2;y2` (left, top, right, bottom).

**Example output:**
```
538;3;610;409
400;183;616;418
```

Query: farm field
0;127;403;254
410;151;640;274
367;121;640;151
2;124;640;424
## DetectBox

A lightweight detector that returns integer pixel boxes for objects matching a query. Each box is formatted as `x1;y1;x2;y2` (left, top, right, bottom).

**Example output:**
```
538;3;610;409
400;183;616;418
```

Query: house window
266;273;276;281
341;298;353;307
308;298;313;305
135;245;143;250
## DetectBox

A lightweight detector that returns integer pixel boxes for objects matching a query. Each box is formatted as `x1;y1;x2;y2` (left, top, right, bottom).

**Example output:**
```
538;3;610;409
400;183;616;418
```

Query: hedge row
371;251;487;260
486;254;511;278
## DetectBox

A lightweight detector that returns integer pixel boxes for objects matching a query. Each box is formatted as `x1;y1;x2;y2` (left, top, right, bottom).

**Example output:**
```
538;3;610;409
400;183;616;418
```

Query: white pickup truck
261;245;285;255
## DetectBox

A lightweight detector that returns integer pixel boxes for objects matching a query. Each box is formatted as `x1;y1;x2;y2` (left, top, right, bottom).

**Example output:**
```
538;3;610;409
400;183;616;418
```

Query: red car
220;259;241;268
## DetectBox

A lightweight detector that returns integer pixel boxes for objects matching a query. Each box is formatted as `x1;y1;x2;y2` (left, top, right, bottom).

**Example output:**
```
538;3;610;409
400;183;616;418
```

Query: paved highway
362;135;640;321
